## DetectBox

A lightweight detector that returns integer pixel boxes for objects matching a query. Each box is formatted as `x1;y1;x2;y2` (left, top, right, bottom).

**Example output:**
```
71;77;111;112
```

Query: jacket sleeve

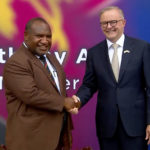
143;43;150;124
3;58;65;112
76;49;98;107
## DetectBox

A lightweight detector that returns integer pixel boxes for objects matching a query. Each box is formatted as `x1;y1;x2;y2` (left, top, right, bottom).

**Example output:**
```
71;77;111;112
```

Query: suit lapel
102;36;133;83
103;41;117;82
33;56;59;90
46;53;65;95
21;45;62;93
118;36;133;82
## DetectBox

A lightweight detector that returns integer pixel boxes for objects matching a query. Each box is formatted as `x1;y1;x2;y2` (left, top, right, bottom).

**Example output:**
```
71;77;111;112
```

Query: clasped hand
64;95;80;114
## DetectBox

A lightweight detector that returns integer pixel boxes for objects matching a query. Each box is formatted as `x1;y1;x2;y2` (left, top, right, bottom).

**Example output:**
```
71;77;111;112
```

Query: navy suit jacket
77;35;150;138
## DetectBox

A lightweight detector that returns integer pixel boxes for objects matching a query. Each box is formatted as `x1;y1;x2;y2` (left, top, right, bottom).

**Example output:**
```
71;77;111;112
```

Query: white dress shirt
45;56;61;93
23;42;61;93
106;34;125;68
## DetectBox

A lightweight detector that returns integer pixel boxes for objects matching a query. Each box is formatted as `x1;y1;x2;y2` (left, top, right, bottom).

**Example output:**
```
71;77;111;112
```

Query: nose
41;36;48;44
107;22;112;28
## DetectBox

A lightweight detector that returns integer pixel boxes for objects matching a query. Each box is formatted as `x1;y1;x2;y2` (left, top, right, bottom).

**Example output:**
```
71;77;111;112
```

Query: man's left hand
145;125;150;145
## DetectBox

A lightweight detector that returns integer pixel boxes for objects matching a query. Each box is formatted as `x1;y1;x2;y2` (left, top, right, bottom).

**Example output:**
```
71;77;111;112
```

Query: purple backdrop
0;0;150;149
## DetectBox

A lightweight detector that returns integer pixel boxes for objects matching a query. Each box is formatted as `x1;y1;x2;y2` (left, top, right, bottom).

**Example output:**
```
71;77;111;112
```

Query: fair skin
70;9;127;114
69;95;80;114
100;8;126;43
71;8;150;145
146;125;150;144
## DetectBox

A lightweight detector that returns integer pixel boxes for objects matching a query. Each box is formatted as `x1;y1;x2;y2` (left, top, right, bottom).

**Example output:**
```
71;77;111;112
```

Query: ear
123;19;126;27
24;31;28;42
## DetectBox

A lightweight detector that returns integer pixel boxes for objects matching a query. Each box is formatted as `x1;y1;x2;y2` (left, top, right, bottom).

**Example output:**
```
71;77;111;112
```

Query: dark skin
64;97;80;112
24;19;79;111
24;20;52;56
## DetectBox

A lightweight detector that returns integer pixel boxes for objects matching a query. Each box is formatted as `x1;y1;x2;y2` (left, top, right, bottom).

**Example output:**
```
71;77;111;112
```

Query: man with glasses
72;6;150;150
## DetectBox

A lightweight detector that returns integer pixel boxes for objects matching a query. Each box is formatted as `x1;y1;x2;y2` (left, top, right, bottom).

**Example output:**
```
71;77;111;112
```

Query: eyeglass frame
100;19;124;28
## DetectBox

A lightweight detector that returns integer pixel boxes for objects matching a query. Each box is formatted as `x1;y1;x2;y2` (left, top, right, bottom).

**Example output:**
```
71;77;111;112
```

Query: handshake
64;95;81;114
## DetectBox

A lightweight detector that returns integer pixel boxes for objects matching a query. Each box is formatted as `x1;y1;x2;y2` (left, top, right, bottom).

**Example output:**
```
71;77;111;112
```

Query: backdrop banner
0;0;150;149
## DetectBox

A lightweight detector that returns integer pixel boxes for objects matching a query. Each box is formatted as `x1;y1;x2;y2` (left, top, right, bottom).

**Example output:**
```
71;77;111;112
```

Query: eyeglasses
100;19;123;28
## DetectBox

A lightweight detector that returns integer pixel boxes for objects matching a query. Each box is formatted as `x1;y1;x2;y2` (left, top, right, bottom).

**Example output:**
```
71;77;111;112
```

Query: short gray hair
100;6;124;19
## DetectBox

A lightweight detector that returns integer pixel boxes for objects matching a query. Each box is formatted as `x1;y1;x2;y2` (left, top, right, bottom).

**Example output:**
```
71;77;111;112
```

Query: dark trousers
98;114;147;150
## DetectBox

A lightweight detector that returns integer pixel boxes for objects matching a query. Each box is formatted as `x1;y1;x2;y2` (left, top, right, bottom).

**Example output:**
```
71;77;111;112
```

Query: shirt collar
36;54;46;59
106;34;125;49
23;42;28;48
23;42;48;58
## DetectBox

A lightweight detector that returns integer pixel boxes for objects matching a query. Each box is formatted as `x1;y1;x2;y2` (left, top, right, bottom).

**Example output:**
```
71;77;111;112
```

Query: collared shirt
23;42;61;93
106;34;125;68
23;42;28;48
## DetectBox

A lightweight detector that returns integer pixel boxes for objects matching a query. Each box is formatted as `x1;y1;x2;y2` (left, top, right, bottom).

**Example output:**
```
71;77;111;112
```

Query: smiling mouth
106;28;116;32
106;30;116;34
39;46;48;50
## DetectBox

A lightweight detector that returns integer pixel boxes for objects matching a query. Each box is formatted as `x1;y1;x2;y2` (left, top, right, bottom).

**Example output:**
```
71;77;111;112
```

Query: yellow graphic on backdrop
0;0;17;39
23;0;72;51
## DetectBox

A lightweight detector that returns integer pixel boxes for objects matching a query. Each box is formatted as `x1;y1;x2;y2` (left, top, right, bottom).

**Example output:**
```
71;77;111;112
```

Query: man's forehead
31;21;49;28
100;10;122;20
29;22;51;32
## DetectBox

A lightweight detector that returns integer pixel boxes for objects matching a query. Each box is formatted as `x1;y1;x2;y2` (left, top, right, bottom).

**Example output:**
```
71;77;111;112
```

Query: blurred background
0;0;150;149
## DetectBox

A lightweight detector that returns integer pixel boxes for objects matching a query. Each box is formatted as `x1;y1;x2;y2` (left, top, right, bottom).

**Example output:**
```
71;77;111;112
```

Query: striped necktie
40;55;50;72
39;55;55;82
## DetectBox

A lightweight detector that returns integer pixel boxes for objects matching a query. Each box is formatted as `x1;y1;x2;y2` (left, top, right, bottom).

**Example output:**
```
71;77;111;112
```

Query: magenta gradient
0;0;117;149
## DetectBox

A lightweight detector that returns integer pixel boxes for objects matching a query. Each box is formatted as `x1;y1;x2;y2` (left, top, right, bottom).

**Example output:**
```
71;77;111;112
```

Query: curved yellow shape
0;0;17;39
23;0;70;52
